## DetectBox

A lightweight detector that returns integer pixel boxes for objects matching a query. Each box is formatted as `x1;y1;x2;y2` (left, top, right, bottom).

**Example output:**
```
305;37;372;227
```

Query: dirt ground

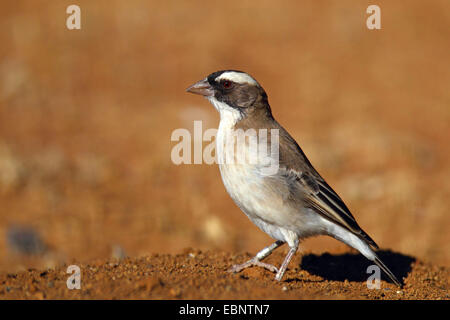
0;1;449;299
0;249;448;299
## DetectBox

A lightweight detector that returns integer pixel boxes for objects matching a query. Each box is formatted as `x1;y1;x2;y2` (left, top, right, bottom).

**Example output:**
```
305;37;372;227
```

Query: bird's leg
274;242;299;281
228;241;284;274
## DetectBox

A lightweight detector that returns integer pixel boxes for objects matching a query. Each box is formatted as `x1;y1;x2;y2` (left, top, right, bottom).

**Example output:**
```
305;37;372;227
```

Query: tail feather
374;256;401;287
326;221;402;286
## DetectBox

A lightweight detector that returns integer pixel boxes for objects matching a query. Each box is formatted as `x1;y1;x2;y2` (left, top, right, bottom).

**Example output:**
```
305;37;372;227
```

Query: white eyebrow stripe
215;72;259;86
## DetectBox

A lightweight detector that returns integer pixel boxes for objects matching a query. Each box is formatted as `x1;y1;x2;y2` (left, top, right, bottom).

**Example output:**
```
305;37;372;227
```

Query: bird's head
186;70;272;121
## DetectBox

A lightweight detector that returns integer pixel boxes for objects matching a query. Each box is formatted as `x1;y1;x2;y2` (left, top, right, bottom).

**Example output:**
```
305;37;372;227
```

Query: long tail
373;255;401;287
330;224;402;286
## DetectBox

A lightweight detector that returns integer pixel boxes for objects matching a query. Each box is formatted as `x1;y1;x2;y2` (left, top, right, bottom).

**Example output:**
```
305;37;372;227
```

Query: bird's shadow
298;250;415;285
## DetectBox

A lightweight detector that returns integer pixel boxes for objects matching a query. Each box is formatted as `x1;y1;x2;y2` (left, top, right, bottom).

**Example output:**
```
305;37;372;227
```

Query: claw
228;258;278;274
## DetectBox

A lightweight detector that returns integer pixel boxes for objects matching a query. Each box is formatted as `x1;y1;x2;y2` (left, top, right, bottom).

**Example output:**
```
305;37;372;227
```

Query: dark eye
222;80;232;89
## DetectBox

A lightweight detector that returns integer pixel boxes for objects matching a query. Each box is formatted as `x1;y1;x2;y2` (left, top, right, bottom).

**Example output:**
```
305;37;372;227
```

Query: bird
186;70;401;286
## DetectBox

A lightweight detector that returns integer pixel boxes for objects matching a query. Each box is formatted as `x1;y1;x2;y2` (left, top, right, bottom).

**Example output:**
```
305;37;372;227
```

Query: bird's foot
274;270;284;281
228;258;278;274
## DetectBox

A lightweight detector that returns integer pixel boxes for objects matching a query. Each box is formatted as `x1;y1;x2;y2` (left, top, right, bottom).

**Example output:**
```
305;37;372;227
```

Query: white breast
209;98;290;242
208;97;330;245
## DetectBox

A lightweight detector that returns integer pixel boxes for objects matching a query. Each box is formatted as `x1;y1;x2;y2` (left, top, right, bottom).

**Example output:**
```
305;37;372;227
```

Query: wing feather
298;171;379;249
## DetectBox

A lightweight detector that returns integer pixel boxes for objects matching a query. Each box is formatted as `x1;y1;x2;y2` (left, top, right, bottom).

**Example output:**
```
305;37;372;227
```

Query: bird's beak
186;79;214;97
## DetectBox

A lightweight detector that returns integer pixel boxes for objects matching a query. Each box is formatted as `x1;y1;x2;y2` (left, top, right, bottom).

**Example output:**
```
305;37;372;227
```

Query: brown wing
276;123;379;249
234;111;379;249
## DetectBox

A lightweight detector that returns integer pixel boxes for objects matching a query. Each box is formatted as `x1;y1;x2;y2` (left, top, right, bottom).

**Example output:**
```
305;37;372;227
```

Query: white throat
207;97;243;166
207;96;242;127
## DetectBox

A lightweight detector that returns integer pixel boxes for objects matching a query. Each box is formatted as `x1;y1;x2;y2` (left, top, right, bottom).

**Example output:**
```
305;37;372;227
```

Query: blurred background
0;0;448;272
